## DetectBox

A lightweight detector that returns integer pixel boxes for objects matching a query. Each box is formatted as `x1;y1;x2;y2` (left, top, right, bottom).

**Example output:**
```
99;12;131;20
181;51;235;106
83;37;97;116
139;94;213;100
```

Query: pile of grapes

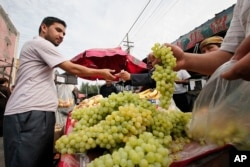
55;43;194;167
151;43;177;109
55;91;192;167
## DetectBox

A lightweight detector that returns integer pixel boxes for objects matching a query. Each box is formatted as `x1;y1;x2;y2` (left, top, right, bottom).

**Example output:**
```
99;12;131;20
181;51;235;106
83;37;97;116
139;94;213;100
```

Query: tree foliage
79;82;101;98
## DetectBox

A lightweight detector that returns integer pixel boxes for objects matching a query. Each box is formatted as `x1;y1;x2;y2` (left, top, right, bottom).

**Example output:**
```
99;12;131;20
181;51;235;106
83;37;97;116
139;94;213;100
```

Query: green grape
55;86;195;167
151;43;177;109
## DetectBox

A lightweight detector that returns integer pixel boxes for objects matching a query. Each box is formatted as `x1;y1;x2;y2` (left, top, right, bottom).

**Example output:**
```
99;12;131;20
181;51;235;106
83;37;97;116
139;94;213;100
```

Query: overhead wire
118;0;152;46
130;0;180;40
121;0;182;59
129;0;167;39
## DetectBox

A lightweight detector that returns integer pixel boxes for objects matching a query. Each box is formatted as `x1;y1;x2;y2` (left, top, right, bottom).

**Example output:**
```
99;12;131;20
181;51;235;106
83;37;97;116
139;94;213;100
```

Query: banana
139;89;152;95
150;91;160;99
138;89;152;98
146;89;157;98
138;89;160;99
153;92;160;99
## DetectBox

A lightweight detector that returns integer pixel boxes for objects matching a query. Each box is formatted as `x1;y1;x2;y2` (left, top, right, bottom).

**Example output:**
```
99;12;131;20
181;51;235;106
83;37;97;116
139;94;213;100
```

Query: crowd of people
1;0;249;166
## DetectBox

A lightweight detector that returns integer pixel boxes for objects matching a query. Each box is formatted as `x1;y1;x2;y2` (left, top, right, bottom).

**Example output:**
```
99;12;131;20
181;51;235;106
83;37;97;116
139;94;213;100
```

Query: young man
199;36;223;54
3;16;116;167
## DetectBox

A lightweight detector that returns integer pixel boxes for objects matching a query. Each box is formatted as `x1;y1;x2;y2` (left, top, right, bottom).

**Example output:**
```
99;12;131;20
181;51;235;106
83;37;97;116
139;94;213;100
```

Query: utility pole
119;0;151;53
123;33;134;54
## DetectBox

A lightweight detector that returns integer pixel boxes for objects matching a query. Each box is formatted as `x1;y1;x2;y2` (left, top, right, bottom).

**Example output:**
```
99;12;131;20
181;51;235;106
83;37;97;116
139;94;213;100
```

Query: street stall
171;4;234;53
52;42;250;167
53;46;148;165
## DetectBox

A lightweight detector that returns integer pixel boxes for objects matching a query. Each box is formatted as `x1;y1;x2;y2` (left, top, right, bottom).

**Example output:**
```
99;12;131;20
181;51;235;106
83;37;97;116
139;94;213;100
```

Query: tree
79;82;100;98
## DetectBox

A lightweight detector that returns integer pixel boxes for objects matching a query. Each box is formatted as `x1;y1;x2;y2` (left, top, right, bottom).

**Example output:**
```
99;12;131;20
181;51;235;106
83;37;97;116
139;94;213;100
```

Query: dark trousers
173;92;191;112
0;106;5;137
3;111;55;167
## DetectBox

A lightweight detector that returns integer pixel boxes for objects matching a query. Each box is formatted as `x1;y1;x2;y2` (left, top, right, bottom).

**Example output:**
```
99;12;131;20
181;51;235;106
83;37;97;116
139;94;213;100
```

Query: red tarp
71;47;147;80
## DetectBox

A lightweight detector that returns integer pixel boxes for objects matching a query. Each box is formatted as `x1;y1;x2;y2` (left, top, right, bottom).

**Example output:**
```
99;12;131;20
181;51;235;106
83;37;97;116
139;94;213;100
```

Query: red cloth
71;47;147;80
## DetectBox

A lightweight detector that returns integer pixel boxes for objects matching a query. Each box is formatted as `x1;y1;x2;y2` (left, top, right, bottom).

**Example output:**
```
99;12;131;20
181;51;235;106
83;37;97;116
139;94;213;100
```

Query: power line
119;0;151;46
129;0;166;40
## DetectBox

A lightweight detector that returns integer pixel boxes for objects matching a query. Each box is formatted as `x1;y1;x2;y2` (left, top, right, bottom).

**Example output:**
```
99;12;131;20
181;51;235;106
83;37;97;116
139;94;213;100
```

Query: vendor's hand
164;43;186;71
221;35;250;81
117;70;131;81
221;53;250;81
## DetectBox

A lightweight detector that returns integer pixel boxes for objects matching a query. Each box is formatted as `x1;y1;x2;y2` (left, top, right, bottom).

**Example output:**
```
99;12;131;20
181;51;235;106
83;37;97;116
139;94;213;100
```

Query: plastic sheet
188;60;250;150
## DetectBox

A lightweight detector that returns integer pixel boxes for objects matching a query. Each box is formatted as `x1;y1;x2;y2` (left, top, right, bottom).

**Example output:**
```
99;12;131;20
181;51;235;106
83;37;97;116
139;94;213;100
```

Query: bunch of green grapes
149;111;173;145
149;110;192;148
71;91;157;130
55;104;153;154
151;43;177;109
167;111;192;138
166;111;192;158
87;132;173;167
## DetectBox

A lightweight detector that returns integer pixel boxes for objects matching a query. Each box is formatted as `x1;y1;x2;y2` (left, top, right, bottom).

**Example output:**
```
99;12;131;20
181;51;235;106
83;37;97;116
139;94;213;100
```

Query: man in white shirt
3;16;116;167
173;70;191;112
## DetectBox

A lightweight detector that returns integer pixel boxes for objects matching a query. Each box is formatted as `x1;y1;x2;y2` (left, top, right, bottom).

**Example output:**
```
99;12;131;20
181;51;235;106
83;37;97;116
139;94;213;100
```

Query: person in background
72;86;80;105
3;16;116;167
199;36;224;54
100;80;118;97
165;0;250;82
0;78;11;137
173;70;191;112
10;85;15;92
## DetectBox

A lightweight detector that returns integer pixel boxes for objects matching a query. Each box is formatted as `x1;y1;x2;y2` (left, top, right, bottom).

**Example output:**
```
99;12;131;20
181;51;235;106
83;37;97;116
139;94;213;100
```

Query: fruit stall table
56;112;235;167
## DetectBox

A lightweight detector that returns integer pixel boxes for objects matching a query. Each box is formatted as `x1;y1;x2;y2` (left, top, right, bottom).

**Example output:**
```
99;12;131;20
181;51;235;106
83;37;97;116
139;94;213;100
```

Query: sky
0;0;236;85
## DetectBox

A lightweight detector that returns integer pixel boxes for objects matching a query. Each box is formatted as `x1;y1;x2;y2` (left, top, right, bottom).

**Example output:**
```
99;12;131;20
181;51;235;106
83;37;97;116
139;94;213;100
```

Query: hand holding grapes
164;43;186;71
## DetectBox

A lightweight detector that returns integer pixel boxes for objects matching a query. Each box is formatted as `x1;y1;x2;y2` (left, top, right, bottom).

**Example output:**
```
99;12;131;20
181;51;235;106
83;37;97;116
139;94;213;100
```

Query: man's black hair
39;16;67;33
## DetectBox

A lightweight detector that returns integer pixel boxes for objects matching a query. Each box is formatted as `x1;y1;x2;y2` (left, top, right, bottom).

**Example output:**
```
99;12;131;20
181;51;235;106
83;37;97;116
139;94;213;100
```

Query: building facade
0;5;19;87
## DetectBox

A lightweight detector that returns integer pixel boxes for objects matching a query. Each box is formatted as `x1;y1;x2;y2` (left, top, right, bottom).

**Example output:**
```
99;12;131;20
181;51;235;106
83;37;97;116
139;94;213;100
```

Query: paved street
0;137;5;167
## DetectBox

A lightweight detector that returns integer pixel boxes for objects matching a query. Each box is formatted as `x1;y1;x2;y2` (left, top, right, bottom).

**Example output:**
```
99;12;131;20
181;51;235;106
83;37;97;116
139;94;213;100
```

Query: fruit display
56;43;241;166
55;91;192;167
58;98;74;108
74;94;103;109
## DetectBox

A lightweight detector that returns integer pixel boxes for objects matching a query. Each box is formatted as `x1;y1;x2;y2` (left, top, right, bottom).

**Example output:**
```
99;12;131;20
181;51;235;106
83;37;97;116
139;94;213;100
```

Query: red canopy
71;47;147;80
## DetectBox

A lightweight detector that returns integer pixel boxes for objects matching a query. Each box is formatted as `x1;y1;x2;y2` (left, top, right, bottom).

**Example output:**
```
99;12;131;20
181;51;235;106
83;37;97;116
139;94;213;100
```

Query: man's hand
164;43;186;71
116;70;131;81
221;35;250;81
101;69;117;81
221;54;250;81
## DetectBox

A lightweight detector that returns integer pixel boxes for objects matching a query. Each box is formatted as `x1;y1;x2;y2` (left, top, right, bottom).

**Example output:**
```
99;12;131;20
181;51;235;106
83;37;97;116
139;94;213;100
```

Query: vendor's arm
117;70;155;88
58;60;116;80
130;71;156;88
165;43;232;75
